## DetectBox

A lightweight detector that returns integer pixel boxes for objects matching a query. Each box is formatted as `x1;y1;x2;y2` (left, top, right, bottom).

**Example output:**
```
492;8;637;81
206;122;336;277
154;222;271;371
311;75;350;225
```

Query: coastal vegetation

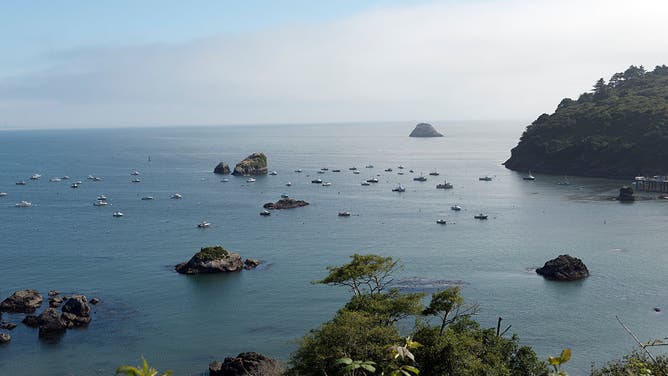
505;65;668;178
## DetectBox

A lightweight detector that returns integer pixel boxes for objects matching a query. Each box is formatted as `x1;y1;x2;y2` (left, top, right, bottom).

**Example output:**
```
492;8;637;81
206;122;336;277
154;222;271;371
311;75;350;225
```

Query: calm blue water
1;121;667;375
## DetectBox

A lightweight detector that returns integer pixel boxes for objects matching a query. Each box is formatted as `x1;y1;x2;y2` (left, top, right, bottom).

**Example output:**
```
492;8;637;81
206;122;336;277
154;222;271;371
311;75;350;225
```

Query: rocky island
175;246;259;274
213;162;230;174
536;254;589;281
505;65;668;179
263;198;309;210
232;153;268;176
409;122;443;137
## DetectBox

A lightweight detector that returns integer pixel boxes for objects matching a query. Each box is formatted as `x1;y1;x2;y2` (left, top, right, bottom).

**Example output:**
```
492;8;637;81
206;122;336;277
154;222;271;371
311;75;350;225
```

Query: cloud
2;0;668;128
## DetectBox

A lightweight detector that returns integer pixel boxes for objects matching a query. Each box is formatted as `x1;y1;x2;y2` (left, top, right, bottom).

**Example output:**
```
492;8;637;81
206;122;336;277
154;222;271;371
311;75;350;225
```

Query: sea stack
409;123;443;137
232;153;268;176
213;162;231;174
536;254;589;281
175;246;244;274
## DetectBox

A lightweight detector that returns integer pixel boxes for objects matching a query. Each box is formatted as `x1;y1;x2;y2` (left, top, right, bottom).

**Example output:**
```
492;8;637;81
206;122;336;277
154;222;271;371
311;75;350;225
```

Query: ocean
0;121;666;375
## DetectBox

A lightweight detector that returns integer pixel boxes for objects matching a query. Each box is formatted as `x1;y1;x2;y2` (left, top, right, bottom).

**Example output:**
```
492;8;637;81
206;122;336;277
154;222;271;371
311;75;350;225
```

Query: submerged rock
0;321;16;330
536;254;589;281
214;162;231;175
263;198;309;210
175;246;244;274
209;352;278;376
409;123;443;137
232;153;268;176
0;290;43;313
244;259;261;270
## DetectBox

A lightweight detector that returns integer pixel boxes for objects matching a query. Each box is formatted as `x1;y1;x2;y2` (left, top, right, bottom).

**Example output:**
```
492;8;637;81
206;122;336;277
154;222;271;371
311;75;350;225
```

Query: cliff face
505;65;668;179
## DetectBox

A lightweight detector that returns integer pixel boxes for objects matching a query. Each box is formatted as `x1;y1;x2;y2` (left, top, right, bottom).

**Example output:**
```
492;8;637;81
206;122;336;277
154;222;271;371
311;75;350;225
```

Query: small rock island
263;198;309;210
409;123;443;137
536;254;589;281
213;162;230;174
175;246;259;274
232;153;268;176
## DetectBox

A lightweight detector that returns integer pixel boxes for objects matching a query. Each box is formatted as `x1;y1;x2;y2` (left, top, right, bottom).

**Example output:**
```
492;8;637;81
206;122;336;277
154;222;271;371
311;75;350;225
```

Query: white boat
30;174;42;180
49;177;61;182
197;221;211;228
361;181;371;186
474;213;489;220
62;176;70;180
398;172;404;175
294;169;302;173
0;192;7;197
413;175;427;182
97;194;107;201
338;211;351;217
15;201;32;207
113;211;124;217
260;210;271;216
131;178;141;183
171;193;183;199
429;171;440;176
322;182;332;186
366;178;379;183
281;193;290;198
398;165;405;169
87;175;95;180
436;219;447;225
70;183;80;189
141;196;154;201
311;179;323;184
317;170;325;174
479;176;493;181
131;170;140;176
523;171;535;181
93;200;108;206
286;182;292;186
93;176;103;181
353;171;360;175
16;181;27;186
221;178;229;182
269;171;278;175
392;184;405;192
451;205;462;211
247;177;256;183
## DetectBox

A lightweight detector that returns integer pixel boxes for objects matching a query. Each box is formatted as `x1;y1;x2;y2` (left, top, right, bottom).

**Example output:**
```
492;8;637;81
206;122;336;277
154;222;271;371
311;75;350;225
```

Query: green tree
344;288;424;326
316;254;398;297
115;356;173;376
423;286;477;335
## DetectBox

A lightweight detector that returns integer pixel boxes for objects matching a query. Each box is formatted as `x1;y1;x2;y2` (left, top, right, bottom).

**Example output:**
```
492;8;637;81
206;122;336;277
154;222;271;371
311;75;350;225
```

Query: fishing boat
451;205;462;211
294;168;302;173
523;171;535;181
15;201;32;207
338;211;351;217
97;194;107;201
16;181;27;186
49;177;61;182
246;177;256;183
93;200;108;206
260;210;271;216
30;174;42;180
361;181;371;186
269;171;278;175
384;168;393;172
112;211;124;217
436;179;453;189
0;192;7;197
436;219;447;225
171;193;183;199
131;170;140;176
311;179;323;184
413;175;427;182
322;182;332;186
197;221;211;228
479;176;493;181
141;196;154;201
366;178;379;183
131;178;141;183
392;184;405;192
474;213;489;220
429;171;440;176
285;182;292;186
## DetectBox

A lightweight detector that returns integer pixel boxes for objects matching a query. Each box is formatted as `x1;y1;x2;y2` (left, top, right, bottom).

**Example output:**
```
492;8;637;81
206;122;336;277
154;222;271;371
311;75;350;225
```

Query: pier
633;176;668;193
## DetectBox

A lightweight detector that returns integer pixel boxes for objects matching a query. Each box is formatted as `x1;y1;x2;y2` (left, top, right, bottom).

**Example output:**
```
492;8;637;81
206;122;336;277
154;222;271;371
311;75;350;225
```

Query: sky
1;0;668;129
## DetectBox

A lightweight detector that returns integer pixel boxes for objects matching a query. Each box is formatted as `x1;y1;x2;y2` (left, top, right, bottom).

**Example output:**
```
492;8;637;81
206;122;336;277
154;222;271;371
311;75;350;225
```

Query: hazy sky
2;0;668;129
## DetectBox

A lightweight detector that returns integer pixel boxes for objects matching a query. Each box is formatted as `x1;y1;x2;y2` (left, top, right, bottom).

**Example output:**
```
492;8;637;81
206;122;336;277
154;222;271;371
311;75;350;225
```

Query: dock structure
633;176;668;193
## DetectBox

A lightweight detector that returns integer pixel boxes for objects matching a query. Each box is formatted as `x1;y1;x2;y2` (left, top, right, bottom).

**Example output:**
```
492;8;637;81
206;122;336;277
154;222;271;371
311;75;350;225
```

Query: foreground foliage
288;254;548;376
116;356;173;376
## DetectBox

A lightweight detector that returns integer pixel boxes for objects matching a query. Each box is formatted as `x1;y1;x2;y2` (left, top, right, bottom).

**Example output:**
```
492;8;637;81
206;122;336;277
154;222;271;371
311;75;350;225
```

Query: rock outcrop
0;290;43;313
618;186;635;202
232;153;268;176
243;259;260;270
214;162;231;175
536;254;589;281
209;352;278;376
61;295;92;326
0;333;10;344
175;246;244;274
409;123;443;137
36;308;68;336
263;198;309;210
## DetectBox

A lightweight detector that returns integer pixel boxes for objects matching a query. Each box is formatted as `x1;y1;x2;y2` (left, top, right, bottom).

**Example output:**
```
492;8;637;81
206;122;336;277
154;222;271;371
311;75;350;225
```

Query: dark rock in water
263;198;309;210
214;162;231;175
232;153;268;176
244;259;260;270
209;352;278;376
0;333;10;344
0;321;16;330
409;123;443;137
62;295;91;318
22;315;39;328
48;290;59;297
49;296;63;308
654;307;661;312
176;246;244;274
0;290;43;313
90;298;100;305
618;186;635;202
37;308;67;335
536;254;589;281
62;312;91;327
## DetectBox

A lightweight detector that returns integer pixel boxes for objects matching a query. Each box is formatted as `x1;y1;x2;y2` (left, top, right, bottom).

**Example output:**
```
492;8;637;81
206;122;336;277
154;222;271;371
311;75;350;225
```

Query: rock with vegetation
175;246;244;274
505;65;668;178
0;290;43;313
214;162;231;174
0;333;10;344
536;254;589;281
263;198;309;210
618;186;635;201
209;352;279;376
409;123;443;137
232;153;268;176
